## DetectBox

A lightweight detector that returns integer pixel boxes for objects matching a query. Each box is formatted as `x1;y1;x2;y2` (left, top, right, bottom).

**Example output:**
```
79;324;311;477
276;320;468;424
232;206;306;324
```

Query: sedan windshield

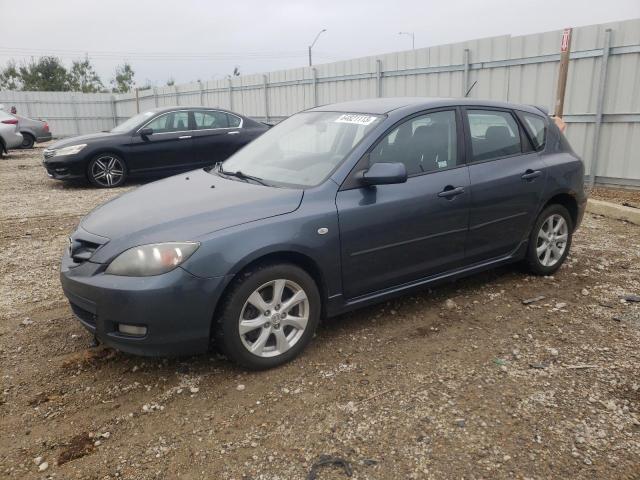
110;111;155;133
220;111;383;187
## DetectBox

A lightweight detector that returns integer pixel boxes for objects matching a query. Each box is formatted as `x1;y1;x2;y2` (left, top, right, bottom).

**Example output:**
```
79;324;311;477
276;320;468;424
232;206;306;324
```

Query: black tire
87;153;127;188
214;263;321;370
20;133;35;149
524;204;573;275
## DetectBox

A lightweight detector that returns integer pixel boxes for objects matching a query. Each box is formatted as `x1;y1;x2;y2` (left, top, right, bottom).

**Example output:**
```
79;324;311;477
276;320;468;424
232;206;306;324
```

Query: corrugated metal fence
1;18;638;186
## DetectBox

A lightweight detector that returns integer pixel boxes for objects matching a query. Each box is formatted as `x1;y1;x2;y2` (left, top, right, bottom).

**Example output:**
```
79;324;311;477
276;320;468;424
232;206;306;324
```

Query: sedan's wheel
215;263;320;369
88;154;127;188
525;204;573;275
21;133;35;149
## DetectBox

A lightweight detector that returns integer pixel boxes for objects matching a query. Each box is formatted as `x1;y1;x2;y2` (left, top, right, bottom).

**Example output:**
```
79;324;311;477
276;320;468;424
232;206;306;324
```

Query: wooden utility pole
554;28;572;117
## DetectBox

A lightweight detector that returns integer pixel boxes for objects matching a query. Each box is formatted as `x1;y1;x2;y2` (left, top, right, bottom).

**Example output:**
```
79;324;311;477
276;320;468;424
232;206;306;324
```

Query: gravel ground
1;146;639;480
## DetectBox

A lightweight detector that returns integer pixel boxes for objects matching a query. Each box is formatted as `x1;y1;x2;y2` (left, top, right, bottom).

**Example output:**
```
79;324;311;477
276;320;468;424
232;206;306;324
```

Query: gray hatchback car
61;98;586;369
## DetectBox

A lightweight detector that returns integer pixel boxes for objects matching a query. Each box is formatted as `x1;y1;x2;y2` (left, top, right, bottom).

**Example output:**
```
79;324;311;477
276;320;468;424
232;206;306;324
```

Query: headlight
53;144;87;156
105;242;200;277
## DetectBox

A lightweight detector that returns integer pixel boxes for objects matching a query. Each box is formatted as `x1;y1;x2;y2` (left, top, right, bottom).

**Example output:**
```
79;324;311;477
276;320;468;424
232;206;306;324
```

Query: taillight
43;122;50;132
1;119;18;125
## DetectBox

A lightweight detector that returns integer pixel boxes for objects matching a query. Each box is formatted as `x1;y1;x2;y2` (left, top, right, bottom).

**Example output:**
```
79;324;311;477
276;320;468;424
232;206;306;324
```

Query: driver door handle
227;131;240;135
438;186;465;198
521;169;542;181
178;135;192;140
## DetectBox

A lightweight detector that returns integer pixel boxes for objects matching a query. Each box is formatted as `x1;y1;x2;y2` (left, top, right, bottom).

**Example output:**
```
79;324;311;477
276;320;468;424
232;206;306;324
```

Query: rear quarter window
518;112;547;150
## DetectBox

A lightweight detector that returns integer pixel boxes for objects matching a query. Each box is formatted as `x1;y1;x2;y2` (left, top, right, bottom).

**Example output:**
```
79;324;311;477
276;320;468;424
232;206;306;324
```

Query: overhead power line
0;46;336;61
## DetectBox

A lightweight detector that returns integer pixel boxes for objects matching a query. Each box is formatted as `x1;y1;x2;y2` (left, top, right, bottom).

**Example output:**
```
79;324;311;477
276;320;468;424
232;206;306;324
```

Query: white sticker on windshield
335;114;377;125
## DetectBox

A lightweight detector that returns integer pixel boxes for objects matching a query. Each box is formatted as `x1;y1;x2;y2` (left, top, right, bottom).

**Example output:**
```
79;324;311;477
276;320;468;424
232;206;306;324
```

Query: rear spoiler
261;122;274;128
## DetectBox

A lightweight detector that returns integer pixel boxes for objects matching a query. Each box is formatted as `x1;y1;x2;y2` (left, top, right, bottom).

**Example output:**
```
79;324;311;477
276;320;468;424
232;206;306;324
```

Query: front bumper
61;251;230;356
43;155;86;180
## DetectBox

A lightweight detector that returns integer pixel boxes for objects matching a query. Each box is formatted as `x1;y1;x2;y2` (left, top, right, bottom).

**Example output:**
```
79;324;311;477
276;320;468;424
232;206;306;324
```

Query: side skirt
326;242;528;317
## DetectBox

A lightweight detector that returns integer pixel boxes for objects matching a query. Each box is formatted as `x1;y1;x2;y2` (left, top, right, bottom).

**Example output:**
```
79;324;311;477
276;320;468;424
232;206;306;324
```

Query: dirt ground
1;145;639;480
591;187;640;209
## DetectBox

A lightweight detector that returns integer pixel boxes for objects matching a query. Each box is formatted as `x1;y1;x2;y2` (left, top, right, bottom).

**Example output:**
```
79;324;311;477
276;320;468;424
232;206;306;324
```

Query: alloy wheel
91;156;124;187
536;214;568;267
238;279;310;358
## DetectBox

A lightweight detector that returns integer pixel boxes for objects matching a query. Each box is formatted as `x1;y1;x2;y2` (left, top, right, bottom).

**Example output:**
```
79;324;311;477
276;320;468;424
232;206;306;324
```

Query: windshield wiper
218;164;270;186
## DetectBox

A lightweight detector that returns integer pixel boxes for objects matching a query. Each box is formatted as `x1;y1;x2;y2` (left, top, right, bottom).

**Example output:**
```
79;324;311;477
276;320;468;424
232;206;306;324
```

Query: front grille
43;149;55;160
70;302;96;327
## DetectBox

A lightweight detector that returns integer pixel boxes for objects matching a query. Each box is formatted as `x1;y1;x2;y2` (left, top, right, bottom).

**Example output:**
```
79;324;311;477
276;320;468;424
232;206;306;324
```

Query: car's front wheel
215;263;321;370
525;204;573;275
87;153;127;188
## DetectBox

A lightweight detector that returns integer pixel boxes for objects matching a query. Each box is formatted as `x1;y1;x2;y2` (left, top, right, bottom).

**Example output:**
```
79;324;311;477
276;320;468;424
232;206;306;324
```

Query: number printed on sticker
335;114;377;125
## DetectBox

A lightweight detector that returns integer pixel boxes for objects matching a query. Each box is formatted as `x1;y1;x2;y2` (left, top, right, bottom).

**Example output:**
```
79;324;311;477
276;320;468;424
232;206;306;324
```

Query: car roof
147;106;243;116
308;97;546;116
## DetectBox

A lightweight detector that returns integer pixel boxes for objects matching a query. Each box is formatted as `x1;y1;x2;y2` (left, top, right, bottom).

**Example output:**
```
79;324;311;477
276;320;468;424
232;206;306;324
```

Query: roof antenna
464;81;478;97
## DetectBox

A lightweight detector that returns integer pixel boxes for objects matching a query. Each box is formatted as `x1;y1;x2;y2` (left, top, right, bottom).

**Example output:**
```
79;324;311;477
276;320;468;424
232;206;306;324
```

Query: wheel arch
212;250;329;325
541;191;579;230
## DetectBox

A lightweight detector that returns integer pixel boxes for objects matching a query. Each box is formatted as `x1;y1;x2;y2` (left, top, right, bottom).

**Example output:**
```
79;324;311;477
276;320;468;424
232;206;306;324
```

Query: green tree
0;61;22;90
14;57;72;91
111;62;135;93
69;57;104;93
166;77;175;86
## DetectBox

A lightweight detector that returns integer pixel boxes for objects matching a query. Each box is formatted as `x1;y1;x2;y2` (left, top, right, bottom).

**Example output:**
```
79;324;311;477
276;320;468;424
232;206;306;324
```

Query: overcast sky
1;0;639;87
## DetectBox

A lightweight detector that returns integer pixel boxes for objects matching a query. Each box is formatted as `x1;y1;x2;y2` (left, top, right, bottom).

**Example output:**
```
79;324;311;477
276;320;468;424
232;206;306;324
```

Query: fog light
118;324;147;336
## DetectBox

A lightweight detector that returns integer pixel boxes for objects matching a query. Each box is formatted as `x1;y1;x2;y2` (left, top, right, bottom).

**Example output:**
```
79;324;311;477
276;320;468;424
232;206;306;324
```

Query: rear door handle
438;186;465;198
521;169;542;181
227;131;240;135
178;135;192;140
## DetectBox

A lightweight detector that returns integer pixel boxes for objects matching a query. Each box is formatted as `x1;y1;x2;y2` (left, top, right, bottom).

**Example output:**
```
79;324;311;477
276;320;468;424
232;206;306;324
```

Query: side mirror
359;162;407;186
139;127;153;137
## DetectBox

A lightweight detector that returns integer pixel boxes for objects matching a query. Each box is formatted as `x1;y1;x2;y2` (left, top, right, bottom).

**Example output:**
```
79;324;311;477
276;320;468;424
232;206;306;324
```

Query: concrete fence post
111;95;118;128
376;59;383;97
153;87;159;108
175;85;180;106
263;75;270;123
228;78;234;111
71;95;80;135
588;28;612;188
24;94;32;117
312;67;318;107
463;49;470;97
199;81;205;106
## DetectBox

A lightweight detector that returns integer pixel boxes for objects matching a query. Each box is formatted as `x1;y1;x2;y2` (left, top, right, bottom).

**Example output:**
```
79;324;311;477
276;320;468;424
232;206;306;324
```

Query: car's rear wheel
20;133;35;149
524;204;573;275
215;263;321;370
87;153;127;188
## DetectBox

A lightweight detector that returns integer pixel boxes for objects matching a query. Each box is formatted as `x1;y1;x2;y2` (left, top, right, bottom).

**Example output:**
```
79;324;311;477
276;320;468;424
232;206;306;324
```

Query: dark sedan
61;97;586;369
43;107;269;187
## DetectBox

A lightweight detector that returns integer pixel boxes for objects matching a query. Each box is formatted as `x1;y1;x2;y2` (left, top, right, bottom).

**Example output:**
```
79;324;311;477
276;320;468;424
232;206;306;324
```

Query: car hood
49;131;121;149
82;169;303;263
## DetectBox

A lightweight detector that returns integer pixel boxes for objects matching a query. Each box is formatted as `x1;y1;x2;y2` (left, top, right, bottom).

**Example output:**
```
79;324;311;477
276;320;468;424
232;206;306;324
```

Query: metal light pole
308;28;327;66
398;31;415;49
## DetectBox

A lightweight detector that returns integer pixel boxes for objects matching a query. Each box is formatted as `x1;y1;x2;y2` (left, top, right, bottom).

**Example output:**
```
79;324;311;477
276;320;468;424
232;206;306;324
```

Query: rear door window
194;110;229;129
466;110;522;162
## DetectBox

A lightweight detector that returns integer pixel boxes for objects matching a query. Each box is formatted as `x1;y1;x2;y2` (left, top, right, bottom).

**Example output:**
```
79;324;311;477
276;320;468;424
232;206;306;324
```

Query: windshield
110;111;155;133
220;111;383;187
